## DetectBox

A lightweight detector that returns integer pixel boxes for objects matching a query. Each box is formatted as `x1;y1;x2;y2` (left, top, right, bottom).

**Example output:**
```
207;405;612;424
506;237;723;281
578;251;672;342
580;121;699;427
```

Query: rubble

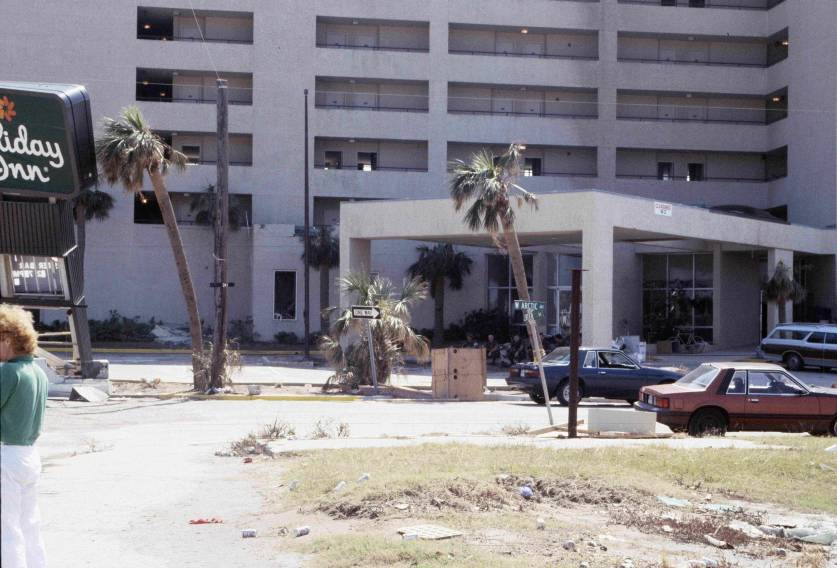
704;535;732;549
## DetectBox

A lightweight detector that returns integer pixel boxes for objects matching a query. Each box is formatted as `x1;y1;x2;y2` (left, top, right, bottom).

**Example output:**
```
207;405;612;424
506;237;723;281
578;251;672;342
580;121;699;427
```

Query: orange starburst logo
0;96;17;123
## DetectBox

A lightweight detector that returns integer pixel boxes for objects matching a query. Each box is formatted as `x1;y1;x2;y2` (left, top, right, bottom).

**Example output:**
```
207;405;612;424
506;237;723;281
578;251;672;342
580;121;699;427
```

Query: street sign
351;306;382;320
514;300;545;312
654;201;673;217
0;82;97;199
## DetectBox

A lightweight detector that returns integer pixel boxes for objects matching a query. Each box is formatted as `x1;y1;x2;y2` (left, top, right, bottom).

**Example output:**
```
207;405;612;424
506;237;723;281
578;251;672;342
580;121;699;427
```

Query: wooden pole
568;268;582;438
526;309;553;425
210;78;229;390
303;88;311;359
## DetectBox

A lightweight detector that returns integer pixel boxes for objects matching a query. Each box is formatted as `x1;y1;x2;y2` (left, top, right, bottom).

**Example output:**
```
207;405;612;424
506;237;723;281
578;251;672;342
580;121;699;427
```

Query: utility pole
210;78;229;390
568;269;582;438
303;88;311;359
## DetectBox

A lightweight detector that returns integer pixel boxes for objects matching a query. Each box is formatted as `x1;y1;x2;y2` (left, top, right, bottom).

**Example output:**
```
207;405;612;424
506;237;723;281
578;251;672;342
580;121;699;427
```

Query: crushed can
242;529;257;538
293;526;310;537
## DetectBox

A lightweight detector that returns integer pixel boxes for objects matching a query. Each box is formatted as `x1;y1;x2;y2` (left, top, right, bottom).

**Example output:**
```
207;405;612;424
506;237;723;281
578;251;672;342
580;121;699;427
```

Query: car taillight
658;398;670;409
524;369;540;378
509;368;520;377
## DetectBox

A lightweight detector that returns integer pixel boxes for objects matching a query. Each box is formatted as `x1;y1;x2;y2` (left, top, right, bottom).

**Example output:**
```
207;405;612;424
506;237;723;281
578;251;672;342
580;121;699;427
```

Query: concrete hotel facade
2;0;836;347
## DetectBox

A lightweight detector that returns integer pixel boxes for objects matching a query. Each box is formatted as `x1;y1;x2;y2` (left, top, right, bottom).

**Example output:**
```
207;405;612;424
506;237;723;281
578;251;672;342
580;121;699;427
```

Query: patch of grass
295;534;566;568
279;439;837;514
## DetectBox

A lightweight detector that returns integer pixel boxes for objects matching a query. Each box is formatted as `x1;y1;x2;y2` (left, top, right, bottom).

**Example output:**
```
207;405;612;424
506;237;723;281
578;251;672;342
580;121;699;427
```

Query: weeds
501;423;530;437
260;419;296;440
336;422;351;438
310;418;336;439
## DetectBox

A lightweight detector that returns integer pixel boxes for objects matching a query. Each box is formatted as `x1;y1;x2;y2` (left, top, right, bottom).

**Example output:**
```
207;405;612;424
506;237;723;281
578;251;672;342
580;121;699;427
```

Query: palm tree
407;243;473;347
449;144;539;352
320;272;429;385
95;106;206;390
73;188;115;265
764;261;806;324
300;225;340;334
190;184;250;230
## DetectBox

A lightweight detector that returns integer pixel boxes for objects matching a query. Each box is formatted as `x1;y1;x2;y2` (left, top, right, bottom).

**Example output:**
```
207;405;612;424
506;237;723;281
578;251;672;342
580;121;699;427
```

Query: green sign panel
0;82;97;199
514;300;546;320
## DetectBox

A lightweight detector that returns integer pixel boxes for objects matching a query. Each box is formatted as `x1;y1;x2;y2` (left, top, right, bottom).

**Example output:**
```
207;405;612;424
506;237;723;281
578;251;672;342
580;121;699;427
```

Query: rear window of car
675;364;719;390
806;332;825;344
543;347;571;363
769;329;809;340
827;334;837;345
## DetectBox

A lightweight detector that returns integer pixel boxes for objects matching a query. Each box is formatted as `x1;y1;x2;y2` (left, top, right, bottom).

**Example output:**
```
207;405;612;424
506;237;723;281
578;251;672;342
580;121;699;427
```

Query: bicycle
669;329;709;353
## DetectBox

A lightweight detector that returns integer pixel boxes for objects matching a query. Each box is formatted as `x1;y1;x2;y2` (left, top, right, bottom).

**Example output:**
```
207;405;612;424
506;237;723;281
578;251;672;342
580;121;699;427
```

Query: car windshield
543;347;571;363
675;364;719;390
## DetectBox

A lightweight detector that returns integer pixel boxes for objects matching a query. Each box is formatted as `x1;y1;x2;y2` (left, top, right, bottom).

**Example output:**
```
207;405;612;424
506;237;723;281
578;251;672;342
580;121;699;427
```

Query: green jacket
1;355;48;446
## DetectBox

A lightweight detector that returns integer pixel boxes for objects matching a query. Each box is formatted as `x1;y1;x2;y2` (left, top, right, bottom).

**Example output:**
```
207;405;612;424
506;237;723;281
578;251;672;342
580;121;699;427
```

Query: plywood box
586;408;657;435
431;348;486;401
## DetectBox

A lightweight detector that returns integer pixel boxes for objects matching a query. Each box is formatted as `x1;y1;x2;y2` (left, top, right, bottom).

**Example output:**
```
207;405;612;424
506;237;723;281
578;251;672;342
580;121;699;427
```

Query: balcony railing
616;115;770;125
617;56;766;68
315;42;428;53
616;174;775;182
314;164;427;172
138;33;253;45
188;160;253;167
137;95;252;105
618;0;778;10
448;108;597;119
316;102;428;112
449;48;597;60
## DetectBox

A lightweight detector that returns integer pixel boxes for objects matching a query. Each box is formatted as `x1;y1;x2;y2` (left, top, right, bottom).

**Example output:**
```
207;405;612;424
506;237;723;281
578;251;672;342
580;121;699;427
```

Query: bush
458;308;511;342
229;316;259;343
274;331;300;345
88;310;156;342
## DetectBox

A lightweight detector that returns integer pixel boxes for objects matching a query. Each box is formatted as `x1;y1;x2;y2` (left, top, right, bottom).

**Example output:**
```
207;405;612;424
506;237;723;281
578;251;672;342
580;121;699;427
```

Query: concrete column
766;248;794;330
596;0;619;189
339;237;371;309
427;1;451;195
712;243;724;347
582;225;615;346
533;251;549;333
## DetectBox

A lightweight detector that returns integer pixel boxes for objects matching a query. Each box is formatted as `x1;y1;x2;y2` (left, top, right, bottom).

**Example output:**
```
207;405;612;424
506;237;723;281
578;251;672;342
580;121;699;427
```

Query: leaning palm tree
450;143;540;354
95;106;206;390
73;188;115;266
407;243;473;347
764;260;805;324
300;225;340;334
320;272;430;386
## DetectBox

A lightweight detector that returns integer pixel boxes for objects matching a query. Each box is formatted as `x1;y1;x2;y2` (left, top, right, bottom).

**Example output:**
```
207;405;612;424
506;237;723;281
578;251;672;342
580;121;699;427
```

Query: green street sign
0;82;97;199
514;300;546;320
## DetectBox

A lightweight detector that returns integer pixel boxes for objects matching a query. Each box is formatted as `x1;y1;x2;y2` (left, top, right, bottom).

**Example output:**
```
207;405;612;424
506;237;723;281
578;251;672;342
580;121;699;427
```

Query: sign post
515;299;553;426
351;306;382;395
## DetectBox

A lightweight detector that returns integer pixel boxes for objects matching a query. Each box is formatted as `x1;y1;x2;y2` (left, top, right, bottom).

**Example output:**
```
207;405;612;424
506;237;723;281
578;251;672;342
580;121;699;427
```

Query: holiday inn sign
0;82;97;199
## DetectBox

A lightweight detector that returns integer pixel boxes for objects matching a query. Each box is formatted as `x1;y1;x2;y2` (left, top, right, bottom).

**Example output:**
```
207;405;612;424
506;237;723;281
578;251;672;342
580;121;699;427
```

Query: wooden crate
431;348;486;401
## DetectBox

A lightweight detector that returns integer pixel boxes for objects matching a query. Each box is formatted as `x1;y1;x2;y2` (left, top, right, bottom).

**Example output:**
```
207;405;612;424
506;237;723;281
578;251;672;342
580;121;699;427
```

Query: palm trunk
433;277;445;347
502;221;543;360
319;263;330;334
149;170;206;390
778;299;787;324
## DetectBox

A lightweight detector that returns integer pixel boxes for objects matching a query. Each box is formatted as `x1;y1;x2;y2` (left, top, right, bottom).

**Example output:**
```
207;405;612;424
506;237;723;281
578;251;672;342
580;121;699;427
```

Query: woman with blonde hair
1;304;48;567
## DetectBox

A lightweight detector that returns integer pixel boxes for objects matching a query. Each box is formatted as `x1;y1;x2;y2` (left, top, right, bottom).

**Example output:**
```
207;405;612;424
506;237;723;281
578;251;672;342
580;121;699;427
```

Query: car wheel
830;417;837;437
529;391;547;405
784;353;804;371
556;380;583;407
688;408;727;437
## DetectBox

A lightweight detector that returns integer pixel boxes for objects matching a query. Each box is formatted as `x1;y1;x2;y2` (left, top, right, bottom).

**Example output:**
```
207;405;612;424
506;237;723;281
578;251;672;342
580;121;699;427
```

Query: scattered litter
402;532;418;541
657;495;690;508
759;525;784;537
562;540;576;552
293;526;310;538
800;531;837;545
599;544;608;552
394;503;410;511
241;529;257;538
277;526;289;536
825;445;836;453
766;515;797;528
397;524;462;541
700;503;742;514
774;548;788;557
519;486;534;499
141;378;161;389
784;527;816;539
662;525;674;533
704;535;733;549
288;480;299;492
536;517;545;530
189;518;223;525
247;385;261;396
620;559;634;568
243;457;253;464
357;473;370;483
729;520;764;539
701;558;719;568
151;324;191;345
214;450;232;457
333;480;347;492
69;386;109;403
579;562;590;568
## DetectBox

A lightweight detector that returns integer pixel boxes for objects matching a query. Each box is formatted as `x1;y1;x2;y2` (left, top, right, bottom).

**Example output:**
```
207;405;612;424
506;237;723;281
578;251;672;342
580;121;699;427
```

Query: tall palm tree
73;188;115;265
95;106;206;390
407;243;473;346
190;184;250;230
450;144;539;352
300;225;340;334
764;260;806;324
320;272;429;385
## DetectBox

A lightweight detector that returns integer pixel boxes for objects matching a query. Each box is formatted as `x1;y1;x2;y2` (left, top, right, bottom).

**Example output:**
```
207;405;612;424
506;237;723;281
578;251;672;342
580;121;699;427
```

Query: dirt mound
495;474;649;507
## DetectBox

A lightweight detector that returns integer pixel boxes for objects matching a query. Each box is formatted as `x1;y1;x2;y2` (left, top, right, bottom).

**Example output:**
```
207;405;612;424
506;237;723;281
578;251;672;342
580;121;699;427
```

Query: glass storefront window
546;254;581;336
487;254;533;327
642;254;713;343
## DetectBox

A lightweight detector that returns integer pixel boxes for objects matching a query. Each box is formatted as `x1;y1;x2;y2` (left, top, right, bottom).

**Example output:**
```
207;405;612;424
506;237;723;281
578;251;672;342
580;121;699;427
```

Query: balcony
618;33;768;68
448;83;597;119
316;17;429;53
136;69;253;105
616;89;786;126
137;6;253;44
314;138;428;173
449;24;598;60
618;0;782;10
315;78;428;113
449;142;597;178
157;132;253;167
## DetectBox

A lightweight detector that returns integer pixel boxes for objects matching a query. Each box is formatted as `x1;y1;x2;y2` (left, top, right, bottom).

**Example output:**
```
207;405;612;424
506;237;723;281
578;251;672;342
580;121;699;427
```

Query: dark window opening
137;7;173;40
687;163;704;182
181;145;202;164
133;192;164;224
661;0;676;5
324;151;342;170
357;152;377;171
273;271;297;320
688;0;706;6
136;69;173;102
657;162;673;181
523;158;542;177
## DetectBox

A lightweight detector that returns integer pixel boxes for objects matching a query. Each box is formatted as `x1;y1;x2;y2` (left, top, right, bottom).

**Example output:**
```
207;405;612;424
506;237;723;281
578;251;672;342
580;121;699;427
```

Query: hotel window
657;162;673;181
523;158;542;177
642;253;713;343
688;0;706;6
324;151;342;170
273;271;297;320
357;152;377;171
487;254;534;326
687;163;704;182
547;254;581;336
181;145;201;164
661;0;676;5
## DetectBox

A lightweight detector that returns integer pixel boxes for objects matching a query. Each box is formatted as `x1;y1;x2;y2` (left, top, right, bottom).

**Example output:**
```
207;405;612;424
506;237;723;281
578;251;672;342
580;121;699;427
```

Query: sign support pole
366;319;379;395
568;269;583;439
525;309;553;425
210;79;230;390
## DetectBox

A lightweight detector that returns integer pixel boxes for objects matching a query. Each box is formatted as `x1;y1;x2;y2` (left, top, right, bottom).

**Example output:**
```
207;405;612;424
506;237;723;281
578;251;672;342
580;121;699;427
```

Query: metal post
366;319;379;395
303;88;311;359
210;78;229;389
526;310;553;425
568;269;582;438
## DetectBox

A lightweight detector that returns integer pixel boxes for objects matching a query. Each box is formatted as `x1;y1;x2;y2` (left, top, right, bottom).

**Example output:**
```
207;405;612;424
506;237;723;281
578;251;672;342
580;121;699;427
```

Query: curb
154;393;361;402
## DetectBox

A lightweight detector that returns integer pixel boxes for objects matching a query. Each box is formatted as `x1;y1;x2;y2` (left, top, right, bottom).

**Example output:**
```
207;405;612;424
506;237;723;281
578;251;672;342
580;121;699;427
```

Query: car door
595;351;640;399
744;371;820;432
722;370;749;431
804;332;826;367
825;333;837;369
578;350;606;397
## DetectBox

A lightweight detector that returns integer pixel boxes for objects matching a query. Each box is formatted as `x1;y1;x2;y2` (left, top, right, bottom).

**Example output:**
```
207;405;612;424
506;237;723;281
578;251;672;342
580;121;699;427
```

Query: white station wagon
758;323;837;371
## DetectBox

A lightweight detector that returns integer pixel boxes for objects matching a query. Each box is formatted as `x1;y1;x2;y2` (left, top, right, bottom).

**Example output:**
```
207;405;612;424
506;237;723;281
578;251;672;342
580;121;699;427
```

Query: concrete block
586;407;657;435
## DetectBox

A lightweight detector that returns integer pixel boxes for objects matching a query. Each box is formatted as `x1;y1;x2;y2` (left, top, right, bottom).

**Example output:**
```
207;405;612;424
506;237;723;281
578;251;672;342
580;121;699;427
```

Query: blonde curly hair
0;305;39;356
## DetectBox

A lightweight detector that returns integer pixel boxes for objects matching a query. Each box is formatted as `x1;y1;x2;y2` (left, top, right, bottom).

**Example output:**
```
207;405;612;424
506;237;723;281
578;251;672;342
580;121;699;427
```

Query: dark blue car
506;347;682;406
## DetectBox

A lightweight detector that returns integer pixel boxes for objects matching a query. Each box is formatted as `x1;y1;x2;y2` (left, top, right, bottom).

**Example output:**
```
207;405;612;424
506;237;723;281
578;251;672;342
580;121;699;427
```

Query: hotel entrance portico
339;191;837;348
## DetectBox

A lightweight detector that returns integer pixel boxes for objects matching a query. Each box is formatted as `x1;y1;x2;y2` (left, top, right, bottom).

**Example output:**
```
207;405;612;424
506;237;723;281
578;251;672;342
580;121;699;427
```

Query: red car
635;362;837;437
